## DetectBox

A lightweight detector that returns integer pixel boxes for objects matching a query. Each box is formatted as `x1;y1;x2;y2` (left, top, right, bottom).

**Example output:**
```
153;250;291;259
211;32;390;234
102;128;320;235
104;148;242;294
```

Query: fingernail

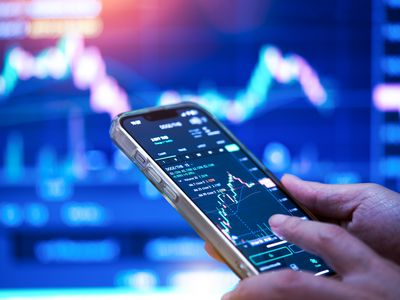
269;214;288;227
269;214;288;238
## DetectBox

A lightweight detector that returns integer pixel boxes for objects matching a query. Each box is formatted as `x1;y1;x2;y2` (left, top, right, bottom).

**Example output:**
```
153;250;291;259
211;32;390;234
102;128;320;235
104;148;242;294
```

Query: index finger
222;269;358;300
281;174;369;219
269;214;377;276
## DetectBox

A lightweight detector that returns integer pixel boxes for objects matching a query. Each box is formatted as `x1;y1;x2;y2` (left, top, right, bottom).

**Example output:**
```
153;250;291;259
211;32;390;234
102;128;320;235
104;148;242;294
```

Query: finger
222;269;358;300
269;214;377;276
204;242;224;262
281;174;368;219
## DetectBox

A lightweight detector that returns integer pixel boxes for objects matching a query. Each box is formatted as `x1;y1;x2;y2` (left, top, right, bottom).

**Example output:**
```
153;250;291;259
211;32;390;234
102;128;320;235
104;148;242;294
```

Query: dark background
0;0;398;297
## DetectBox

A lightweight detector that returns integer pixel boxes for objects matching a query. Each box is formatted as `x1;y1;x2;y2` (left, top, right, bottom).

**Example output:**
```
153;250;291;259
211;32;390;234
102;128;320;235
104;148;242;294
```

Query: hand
205;176;400;264
221;215;400;300
280;174;400;264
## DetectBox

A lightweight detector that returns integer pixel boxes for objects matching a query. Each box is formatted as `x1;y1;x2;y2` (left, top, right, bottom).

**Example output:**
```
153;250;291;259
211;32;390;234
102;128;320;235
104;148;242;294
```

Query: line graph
215;172;274;244
0;36;329;123
0;35;130;118
216;172;256;239
219;172;256;204
159;45;329;122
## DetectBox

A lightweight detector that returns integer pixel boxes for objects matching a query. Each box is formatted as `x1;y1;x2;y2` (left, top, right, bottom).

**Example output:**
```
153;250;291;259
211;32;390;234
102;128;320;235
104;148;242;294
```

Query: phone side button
238;262;252;277
134;150;147;168
146;166;162;184
164;185;178;203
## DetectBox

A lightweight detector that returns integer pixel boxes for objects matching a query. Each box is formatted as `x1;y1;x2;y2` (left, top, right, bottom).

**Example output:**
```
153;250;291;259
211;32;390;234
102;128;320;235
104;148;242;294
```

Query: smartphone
110;102;335;279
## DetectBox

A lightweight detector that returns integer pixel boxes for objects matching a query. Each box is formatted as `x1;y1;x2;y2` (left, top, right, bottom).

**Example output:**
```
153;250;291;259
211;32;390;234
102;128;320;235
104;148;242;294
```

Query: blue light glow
262;143;291;173
115;270;159;289
35;239;120;263
0;203;23;227
61;202;108;226
158;45;330;123
144;237;208;261
25;202;49;227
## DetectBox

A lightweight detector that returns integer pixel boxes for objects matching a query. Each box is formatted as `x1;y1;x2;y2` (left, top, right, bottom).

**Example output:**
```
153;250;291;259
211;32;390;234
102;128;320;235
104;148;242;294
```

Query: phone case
110;101;320;279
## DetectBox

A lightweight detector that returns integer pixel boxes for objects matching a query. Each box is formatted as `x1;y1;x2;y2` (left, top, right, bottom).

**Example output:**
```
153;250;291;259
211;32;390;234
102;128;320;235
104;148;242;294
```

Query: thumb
269;214;377;276
222;269;356;300
281;174;365;219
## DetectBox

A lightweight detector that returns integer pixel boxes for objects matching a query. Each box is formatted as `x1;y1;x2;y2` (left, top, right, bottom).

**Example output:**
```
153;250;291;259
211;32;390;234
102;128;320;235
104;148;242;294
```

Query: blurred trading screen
0;0;399;297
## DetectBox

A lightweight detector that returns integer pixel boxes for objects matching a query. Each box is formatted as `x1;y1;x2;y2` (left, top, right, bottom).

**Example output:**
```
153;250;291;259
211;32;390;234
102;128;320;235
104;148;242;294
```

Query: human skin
280;174;400;264
204;175;400;299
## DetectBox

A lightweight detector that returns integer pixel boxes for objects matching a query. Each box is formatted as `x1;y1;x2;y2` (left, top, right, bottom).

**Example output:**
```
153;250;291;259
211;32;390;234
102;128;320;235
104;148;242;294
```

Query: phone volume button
134;150;147;168
238;262;252;277
164;185;178;203
146;166;162;184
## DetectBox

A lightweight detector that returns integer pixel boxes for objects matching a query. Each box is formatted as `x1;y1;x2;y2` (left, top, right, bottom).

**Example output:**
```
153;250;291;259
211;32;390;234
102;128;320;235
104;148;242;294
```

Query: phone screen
122;106;334;276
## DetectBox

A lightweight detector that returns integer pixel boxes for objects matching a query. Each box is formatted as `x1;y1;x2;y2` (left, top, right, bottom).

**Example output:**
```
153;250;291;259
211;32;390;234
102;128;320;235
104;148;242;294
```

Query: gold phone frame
110;101;334;279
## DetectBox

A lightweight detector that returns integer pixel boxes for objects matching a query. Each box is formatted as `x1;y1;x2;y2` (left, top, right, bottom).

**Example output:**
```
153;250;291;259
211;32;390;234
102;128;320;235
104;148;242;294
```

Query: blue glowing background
0;0;398;297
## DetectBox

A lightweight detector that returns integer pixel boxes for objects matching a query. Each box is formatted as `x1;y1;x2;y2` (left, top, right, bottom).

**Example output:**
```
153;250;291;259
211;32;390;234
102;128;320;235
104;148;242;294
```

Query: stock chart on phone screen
124;109;333;275
0;0;398;297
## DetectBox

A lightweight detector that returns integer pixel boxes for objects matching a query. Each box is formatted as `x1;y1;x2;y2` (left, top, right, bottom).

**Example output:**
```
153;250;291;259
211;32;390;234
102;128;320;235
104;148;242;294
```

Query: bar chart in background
0;0;388;298
371;0;400;190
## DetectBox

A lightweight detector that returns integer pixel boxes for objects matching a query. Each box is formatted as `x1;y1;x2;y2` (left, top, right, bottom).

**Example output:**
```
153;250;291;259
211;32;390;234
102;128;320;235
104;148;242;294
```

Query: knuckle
317;224;346;245
281;217;303;236
361;183;381;198
363;182;379;190
308;185;320;208
328;195;345;208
